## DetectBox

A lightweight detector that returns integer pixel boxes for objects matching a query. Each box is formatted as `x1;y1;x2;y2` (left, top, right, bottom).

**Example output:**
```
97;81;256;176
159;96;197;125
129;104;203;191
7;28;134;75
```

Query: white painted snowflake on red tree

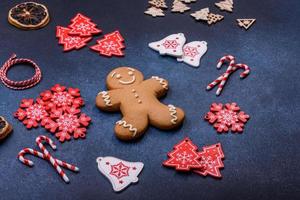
205;103;250;133
176;151;193;164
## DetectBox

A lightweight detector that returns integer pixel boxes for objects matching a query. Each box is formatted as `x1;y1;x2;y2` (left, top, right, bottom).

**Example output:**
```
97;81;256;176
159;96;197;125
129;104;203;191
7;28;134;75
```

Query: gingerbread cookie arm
114;113;148;141
96;90;121;112
142;76;169;98
149;103;185;130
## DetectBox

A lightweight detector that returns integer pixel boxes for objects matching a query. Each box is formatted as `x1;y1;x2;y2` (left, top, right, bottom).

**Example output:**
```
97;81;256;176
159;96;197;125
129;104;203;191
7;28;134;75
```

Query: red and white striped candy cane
207;55;236;91
217;55;235;69
234;63;250;78
18;148;44;166
35;136;70;183
17;135;79;183
207;55;251;96
18;148;79;172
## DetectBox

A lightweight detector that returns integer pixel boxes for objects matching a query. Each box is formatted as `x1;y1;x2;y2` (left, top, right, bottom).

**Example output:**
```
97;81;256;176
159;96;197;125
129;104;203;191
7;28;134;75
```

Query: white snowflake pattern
102;41;118;51
65;37;81;45
56;113;79;132
75;23;92;32
217;109;238;126
200;156;216;168
175;151;193;164
183;46;199;58
162;40;179;49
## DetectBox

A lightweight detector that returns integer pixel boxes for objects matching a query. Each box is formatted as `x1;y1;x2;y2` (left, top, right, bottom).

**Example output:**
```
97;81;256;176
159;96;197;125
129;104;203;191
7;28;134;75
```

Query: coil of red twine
0;54;42;90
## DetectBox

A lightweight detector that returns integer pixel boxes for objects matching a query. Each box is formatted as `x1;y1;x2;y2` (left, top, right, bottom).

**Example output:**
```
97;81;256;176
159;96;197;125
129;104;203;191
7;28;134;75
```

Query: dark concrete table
0;0;299;199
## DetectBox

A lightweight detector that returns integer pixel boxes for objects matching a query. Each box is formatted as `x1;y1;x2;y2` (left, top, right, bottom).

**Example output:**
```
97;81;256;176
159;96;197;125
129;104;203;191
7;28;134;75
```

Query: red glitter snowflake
162;40;179;49
14;99;48;129
14;84;91;142
205;103;250;133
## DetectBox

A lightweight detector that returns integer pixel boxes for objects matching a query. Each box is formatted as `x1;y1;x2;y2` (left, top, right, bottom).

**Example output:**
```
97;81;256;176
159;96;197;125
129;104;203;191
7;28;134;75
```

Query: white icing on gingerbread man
96;67;185;141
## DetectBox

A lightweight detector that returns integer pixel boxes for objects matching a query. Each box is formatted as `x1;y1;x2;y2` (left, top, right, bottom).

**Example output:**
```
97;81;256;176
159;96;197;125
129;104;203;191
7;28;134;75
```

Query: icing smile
118;76;136;85
111;68;137;85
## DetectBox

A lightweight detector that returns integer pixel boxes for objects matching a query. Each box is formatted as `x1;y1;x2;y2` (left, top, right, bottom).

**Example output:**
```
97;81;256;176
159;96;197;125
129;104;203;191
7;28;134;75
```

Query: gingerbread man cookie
96;67;185;141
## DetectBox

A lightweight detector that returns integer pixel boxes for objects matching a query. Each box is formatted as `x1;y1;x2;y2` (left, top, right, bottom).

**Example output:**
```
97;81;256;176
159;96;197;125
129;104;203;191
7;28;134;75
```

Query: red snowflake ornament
194;143;225;178
68;13;102;37
205;103;250;133
40;84;84;110
163;137;203;171
42;109;91;142
56;26;92;51
14;84;91;143
14;99;48;129
90;30;125;57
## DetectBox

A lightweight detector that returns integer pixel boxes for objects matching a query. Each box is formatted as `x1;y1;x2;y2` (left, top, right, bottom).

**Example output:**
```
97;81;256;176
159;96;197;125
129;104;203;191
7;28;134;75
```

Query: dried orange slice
0;116;12;140
8;2;50;30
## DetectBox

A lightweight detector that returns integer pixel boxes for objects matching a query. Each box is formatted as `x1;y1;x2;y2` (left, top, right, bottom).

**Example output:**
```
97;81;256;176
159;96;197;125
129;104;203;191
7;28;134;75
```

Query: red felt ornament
56;26;92;51
205;103;250;133
14;98;48;129
90;30;125;57
194;143;225;178
68;13;102;37
163;137;203;171
14;84;91;143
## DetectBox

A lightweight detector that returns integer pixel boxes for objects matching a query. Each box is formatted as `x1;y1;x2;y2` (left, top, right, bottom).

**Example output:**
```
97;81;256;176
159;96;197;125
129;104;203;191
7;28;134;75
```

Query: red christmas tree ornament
205;102;250;133
194;143;225;178
68;13;102;37
90;30;125;57
56;26;92;51
163;137;203;171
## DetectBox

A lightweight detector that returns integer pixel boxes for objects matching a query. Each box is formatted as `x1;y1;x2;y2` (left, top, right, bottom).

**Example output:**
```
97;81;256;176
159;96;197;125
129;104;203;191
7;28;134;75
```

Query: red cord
0;54;42;90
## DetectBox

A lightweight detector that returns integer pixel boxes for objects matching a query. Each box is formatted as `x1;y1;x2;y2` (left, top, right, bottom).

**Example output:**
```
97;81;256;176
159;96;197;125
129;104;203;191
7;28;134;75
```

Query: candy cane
35;136;70;183
217;55;235;69
234;63;250;78
17;135;79;183
207;55;250;96
18;148;79;172
207;55;236;90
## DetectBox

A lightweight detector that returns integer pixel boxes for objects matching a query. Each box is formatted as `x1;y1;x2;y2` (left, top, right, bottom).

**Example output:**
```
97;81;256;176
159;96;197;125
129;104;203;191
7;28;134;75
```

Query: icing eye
116;74;121;79
128;71;134;76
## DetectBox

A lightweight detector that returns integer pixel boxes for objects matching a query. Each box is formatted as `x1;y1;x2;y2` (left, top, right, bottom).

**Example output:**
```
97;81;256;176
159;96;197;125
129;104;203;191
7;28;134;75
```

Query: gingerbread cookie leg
149;104;185;130
114;113;148;141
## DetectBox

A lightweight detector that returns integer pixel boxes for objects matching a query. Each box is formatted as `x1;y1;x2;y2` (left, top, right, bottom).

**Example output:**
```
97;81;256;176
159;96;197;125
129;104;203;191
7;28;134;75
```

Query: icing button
135;94;139;98
132;89;136;93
